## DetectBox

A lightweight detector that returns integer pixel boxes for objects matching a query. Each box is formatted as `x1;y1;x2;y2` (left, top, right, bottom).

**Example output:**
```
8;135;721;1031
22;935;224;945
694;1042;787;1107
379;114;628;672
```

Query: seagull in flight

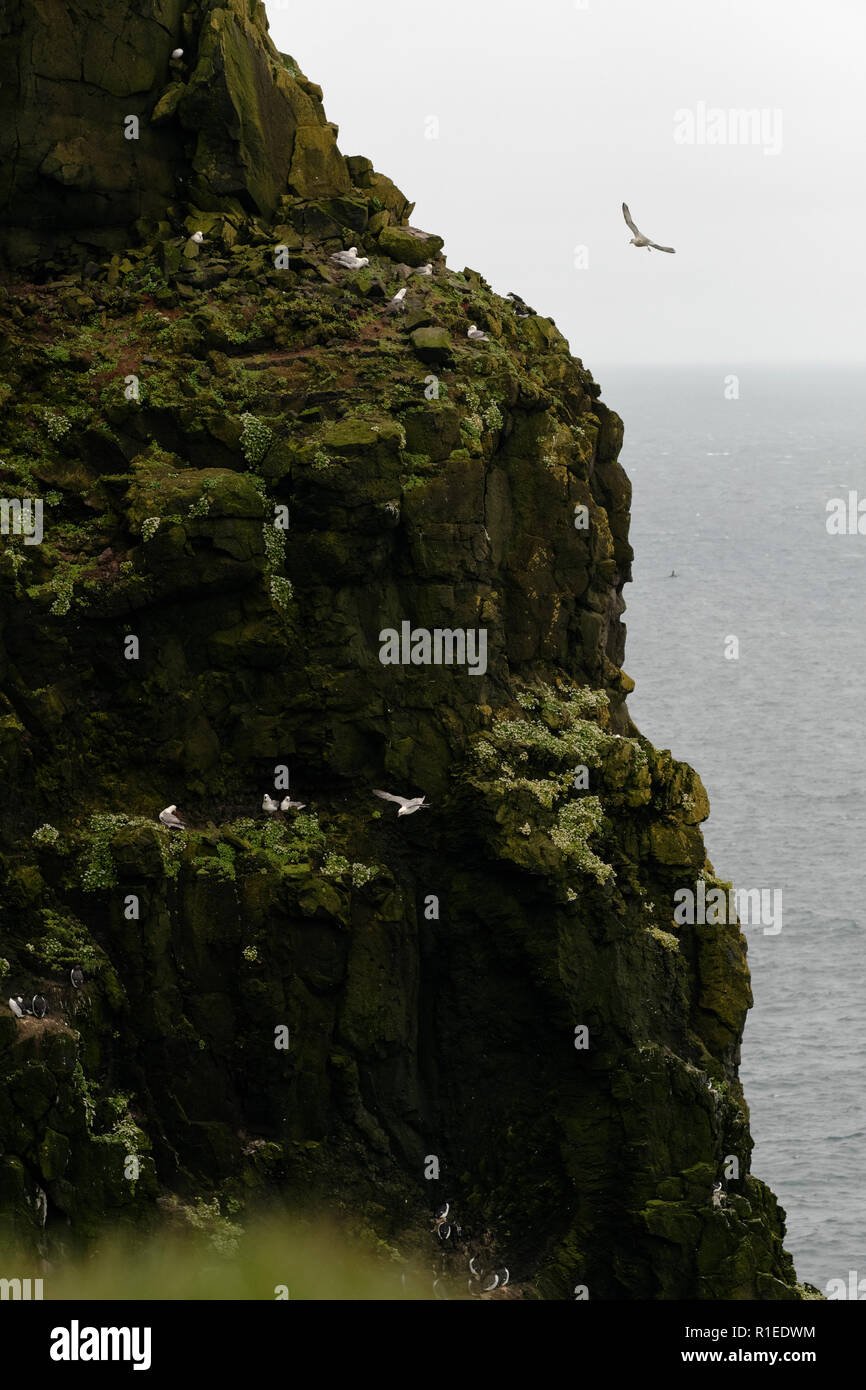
159;804;185;829
622;203;676;253
373;789;430;816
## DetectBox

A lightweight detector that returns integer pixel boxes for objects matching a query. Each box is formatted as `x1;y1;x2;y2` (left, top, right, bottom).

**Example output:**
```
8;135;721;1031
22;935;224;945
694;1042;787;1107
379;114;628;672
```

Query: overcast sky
265;0;864;368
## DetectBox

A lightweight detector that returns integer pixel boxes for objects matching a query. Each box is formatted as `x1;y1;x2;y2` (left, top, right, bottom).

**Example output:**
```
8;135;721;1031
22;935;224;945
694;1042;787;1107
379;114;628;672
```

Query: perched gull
622;202;676;253
70;966;84;989
372;789;430;817
159;804;185;830
32;994;48;1019
262;794;280;815
8;997;23;1018
467;324;489;342
507;291;536;318
190;231;204;245
384;287;408;314
414;262;433;276
330;246;370;270
279;797;306;812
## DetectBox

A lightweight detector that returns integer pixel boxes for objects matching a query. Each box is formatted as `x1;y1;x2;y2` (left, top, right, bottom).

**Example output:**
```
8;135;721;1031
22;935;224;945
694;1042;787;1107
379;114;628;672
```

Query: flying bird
372;790;429;817
622;202;676;253
467;324;489;342
329;246;370;270
279;797;306;812
70;967;84;989
262;794;280;814
159;805;185;829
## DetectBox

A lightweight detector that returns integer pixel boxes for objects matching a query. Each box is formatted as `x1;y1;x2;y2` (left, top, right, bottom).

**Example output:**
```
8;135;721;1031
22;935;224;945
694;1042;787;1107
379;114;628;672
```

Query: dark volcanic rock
0;0;812;1300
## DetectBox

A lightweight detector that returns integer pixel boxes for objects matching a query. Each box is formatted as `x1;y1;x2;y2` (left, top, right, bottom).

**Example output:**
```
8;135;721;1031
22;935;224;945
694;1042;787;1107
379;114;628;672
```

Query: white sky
264;0;865;367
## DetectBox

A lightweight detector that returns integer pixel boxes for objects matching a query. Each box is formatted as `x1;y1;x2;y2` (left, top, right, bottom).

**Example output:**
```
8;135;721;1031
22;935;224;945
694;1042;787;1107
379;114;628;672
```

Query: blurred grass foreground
0;1207;443;1300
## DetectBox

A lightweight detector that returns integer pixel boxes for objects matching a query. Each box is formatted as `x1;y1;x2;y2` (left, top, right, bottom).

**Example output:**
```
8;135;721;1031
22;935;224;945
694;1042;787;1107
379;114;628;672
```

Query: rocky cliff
0;0;810;1297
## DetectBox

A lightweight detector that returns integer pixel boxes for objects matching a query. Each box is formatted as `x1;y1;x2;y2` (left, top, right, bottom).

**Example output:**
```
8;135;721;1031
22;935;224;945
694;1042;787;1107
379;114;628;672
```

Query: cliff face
0;1;807;1298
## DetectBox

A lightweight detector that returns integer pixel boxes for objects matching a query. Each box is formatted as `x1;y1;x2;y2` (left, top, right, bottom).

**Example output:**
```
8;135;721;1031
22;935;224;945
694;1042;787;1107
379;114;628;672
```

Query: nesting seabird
622;202;676;254
434;1202;449;1221
481;1272;500;1291
159;804;185;830
372;789;430;817
414;262;433;276
385;287;408;314
712;1182;726;1208
171;48;184;58
279;797;306;812
329;246;370;270
497;1267;510;1286
262;794;280;815
190;231;205;244
32;994;48;1019
468;1256;483;1278
70;967;84;989
467;324;489;342
8;997;23;1018
507;291;536;318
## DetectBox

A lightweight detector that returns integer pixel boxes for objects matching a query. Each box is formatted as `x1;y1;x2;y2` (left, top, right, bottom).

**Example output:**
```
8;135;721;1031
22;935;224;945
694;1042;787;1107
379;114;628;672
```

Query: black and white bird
262;794;280;815
279;797;306;812
373;789;430;817
467;324;489;342
8;997;24;1018
32;994;48;1019
507;291;536;318
622;202;676;254
384;287;408;314
159;804;185;829
329;246;370;270
712;1182;726;1209
70;966;84;990
433;1201;450;1240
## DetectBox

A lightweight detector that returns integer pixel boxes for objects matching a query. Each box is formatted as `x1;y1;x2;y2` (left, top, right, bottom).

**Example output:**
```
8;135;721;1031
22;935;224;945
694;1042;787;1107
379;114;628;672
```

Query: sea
597;364;866;1296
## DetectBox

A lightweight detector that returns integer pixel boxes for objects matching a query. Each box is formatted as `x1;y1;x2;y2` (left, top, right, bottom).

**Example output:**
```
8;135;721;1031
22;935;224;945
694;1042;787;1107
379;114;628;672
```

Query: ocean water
598;364;866;1295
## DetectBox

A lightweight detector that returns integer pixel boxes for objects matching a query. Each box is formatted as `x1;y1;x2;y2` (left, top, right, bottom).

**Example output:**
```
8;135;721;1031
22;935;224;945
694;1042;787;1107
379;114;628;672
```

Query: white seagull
467;324;489;341
159;804;185;829
414;262;433;276
385;287;408;313
330;246;370;270
279;797;306;812
190;231;204;244
262;794;280;814
622;202;676;253
372;789;430;817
